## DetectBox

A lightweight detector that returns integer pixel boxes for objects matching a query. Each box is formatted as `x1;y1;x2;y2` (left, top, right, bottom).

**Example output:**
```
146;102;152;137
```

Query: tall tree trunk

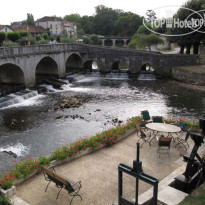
186;44;192;54
193;42;200;54
180;44;185;54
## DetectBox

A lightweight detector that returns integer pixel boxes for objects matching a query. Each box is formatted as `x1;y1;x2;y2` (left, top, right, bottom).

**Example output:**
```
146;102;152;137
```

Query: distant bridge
98;36;131;47
0;43;200;88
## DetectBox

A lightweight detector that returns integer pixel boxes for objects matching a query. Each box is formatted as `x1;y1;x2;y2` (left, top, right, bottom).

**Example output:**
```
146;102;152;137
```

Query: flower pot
0;186;16;198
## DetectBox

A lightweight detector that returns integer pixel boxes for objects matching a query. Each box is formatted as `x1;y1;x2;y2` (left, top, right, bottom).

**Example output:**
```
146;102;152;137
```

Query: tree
19;31;29;37
42;33;49;40
7;32;21;42
93;5;119;36
114;13;143;36
0;32;6;46
79;16;94;34
90;34;100;45
167;0;205;54
137;24;152;35
145;10;157;23
22;13;35;26
83;36;93;44
128;33;164;50
64;14;81;23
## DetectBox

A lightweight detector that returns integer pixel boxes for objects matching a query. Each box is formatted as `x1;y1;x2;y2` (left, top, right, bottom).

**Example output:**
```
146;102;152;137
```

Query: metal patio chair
136;125;152;147
175;128;191;150
157;136;172;158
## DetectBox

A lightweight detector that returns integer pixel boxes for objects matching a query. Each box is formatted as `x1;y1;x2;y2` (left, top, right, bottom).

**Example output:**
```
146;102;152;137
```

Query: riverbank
171;65;205;86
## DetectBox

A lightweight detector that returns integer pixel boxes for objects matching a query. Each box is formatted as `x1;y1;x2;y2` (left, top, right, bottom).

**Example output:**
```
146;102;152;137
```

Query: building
36;16;77;37
13;25;49;36
0;25;13;33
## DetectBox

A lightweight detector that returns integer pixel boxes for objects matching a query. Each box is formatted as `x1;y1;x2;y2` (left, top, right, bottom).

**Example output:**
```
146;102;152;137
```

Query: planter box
51;129;136;167
0;186;16;198
14;172;38;186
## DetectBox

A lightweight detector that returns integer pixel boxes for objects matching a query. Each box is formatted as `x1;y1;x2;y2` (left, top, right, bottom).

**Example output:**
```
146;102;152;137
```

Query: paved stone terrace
14;131;203;205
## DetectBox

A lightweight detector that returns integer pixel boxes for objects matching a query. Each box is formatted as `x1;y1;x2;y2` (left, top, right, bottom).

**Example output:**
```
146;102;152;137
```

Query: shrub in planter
0;174;15;190
0;196;11;205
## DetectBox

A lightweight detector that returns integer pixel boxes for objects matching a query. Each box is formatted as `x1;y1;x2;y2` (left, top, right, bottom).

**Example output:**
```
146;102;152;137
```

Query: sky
1;0;188;25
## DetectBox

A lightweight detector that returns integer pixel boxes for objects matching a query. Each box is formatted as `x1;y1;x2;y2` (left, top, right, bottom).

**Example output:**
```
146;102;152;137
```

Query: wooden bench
42;166;82;204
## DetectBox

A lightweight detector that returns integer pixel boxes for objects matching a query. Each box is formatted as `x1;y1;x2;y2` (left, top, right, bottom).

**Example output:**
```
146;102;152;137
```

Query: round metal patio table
146;123;181;141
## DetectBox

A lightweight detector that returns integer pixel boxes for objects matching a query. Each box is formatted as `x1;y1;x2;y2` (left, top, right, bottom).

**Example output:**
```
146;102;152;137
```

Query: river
0;72;204;173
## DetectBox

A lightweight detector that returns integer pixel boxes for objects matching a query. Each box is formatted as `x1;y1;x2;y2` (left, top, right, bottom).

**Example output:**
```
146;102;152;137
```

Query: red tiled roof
14;25;49;33
0;25;13;30
37;16;62;22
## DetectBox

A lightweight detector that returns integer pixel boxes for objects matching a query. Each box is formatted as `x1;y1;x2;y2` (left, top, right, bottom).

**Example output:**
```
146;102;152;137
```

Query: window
50;24;52;29
5;28;7;32
56;24;58;29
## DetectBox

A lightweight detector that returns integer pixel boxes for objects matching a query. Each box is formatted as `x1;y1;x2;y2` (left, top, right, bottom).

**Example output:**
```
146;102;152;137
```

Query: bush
37;39;49;45
42;33;49;40
0;196;11;205
19;31;29;37
3;40;19;47
7;31;21;42
0;174;15;190
0;31;6;46
60;37;76;43
83;36;93;44
35;34;41;41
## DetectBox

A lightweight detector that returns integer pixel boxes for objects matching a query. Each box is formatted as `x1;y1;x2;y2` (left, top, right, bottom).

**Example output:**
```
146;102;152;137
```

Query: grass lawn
179;182;205;205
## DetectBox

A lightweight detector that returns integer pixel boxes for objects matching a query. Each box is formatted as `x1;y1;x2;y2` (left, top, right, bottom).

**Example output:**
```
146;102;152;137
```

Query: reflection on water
0;72;204;173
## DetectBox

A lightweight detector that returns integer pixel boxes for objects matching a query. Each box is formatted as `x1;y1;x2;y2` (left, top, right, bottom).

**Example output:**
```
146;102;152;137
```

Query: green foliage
42;33;49;40
0;196;11;205
167;0;205;54
114;13;143;36
83;36;93;44
90;34;100;45
7;31;21;42
35;34;41;41
22;13;35;26
145;10;157;23
29;36;36;45
3;40;19;47
60;37;76;43
19;31;29;37
93;5;120;35
128;33;164;50
137;24;152;35
0;32;6;46
64;13;81;23
37;39;49;45
0;174;15;190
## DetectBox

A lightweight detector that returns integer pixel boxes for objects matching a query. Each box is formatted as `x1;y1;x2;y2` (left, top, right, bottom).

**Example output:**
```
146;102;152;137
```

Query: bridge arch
104;39;113;47
66;53;82;73
35;56;59;83
141;63;155;73
0;63;25;85
111;60;129;72
115;40;124;47
83;60;93;70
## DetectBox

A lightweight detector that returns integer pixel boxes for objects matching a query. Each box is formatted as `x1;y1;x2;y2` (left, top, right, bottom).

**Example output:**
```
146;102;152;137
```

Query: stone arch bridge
0;43;200;88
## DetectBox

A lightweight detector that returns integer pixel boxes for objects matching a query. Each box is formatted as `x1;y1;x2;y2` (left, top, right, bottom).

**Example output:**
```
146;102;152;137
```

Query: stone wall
171;66;205;85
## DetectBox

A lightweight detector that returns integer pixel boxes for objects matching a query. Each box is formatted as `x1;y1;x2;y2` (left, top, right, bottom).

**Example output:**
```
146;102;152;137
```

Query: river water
0;72;205;173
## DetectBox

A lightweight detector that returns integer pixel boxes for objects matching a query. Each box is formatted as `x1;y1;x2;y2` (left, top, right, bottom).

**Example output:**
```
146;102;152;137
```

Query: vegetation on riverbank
179;182;205;205
0;116;201;190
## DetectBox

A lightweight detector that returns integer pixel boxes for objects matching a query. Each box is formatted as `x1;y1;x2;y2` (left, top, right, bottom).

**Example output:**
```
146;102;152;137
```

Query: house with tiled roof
36;16;77;37
13;25;49;35
0;25;13;33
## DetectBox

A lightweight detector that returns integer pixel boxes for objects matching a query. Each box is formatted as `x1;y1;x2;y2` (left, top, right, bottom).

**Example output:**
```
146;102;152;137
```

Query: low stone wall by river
171;66;205;86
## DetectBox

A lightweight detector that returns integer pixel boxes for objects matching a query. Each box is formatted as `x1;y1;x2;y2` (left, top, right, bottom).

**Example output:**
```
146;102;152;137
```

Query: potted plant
0;174;16;198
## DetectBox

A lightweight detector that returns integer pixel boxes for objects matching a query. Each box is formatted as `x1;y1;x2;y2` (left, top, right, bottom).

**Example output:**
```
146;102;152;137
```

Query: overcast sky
1;0;188;25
